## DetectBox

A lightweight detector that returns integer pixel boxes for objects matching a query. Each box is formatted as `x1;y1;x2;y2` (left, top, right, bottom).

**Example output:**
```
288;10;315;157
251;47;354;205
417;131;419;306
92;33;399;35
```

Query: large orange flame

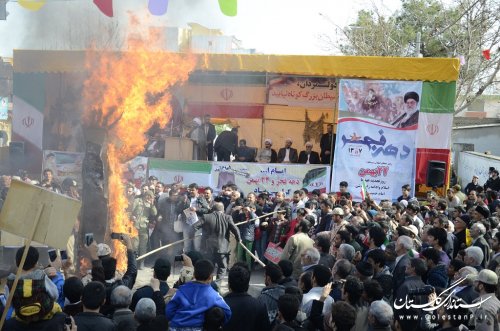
83;16;196;270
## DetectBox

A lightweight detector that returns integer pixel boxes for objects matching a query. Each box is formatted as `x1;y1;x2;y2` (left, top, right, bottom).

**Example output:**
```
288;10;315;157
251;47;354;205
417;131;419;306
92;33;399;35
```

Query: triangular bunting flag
148;0;169;16
19;0;47;11
93;0;113;17
482;49;491;60
218;0;237;16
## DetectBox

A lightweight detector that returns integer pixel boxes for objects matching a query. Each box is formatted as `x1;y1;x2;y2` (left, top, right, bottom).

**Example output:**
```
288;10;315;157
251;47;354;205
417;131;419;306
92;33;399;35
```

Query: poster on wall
42;150;84;187
0;97;8;120
212;162;330;196
123;156;149;188
268;76;338;108
332;79;422;201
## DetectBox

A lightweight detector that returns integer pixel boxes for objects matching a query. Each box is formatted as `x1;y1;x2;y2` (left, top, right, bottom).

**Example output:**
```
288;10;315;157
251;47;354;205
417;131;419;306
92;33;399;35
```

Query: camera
174;255;184;262
408;285;434;296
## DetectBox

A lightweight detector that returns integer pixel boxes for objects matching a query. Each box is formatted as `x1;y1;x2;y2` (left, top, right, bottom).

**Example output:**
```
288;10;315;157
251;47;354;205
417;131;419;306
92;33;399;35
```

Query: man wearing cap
257;138;277;163
453;214;470;258
470;269;500;330
329;207;348;255
484;169;500;192
320;124;335;164
298;142;320;164
131;190;158;269
465;176;481;195
277;138;298;163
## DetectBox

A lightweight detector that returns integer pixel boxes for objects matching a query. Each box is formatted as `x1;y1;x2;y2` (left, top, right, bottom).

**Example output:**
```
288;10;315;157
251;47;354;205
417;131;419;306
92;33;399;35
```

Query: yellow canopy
13;50;459;82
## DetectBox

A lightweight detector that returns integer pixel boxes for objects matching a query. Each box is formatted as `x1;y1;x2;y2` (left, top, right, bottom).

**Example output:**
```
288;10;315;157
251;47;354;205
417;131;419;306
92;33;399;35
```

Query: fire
83;15;196;271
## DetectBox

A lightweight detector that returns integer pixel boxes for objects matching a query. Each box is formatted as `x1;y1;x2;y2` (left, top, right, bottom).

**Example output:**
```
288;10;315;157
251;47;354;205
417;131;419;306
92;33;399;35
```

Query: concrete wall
452;126;500;156
456;151;500;187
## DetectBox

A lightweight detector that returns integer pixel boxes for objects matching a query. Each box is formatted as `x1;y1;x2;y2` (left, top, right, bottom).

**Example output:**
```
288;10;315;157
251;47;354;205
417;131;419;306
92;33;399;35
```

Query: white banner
212;162;330;196
268;76;338;108
333;79;422;201
416;112;453;149
332;118;417;201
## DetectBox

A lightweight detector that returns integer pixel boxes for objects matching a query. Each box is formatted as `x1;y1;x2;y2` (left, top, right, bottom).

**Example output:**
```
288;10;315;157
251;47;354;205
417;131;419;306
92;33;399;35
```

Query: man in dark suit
320;124;335;164
214;128;238;162
298;142;321;164
277;138;298;163
203;114;217;161
453;266;479;304
193;202;241;279
392;235;412;294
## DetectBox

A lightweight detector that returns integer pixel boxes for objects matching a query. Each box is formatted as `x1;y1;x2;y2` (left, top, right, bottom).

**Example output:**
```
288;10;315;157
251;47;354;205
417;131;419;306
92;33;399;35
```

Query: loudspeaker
426;160;446;187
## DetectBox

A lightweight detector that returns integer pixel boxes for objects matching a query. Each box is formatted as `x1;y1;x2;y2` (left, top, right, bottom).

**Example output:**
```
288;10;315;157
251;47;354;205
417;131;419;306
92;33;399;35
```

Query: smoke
0;0;222;55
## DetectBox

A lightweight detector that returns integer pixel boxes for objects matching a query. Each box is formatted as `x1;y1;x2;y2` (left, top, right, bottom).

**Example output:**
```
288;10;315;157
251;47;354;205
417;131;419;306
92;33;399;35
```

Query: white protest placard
0;180;81;249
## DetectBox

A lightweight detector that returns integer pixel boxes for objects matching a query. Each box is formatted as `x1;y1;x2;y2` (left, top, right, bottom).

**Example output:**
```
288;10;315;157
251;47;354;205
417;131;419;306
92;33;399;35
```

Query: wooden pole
136;234;202;261
238;241;266;267
136;211;276;261
0;204;45;329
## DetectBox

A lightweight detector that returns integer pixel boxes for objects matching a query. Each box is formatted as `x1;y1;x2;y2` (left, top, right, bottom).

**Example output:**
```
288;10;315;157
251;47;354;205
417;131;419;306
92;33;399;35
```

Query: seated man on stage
235;139;256;162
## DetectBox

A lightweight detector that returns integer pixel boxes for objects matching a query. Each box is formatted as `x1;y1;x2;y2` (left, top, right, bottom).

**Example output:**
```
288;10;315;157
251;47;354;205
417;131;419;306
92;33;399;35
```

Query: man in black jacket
130;257;171;312
223;265;271;331
88;235;137;317
203;114;217;161
75;281;116;331
320;124;335;164
214;128;238;161
176;183;210;252
193;202;241;280
297;142;321;164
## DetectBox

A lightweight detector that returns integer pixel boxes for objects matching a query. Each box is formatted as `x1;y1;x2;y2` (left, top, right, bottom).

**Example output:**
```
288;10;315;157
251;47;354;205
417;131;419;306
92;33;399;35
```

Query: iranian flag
360;179;368;200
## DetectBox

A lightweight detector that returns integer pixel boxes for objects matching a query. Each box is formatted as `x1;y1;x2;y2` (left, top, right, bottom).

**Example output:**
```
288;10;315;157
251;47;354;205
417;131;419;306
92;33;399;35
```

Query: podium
164;137;194;160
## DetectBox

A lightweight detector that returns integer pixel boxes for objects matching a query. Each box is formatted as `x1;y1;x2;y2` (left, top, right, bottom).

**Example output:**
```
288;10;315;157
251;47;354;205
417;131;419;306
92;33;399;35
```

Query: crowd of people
1;164;500;331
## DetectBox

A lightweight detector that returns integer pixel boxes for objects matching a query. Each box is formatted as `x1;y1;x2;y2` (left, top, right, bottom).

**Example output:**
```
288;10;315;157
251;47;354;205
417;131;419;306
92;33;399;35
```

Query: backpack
7;277;54;323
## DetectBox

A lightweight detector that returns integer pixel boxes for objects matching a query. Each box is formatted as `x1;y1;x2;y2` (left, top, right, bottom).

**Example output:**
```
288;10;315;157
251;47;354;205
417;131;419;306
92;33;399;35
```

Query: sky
0;0;402;58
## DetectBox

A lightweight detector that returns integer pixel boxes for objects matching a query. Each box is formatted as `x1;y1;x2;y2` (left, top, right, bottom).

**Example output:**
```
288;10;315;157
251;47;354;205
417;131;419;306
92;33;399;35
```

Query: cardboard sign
0;180;81;249
264;242;283;264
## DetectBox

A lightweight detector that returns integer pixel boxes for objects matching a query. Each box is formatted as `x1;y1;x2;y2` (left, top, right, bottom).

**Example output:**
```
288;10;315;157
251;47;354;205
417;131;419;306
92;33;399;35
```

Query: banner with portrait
42;150;84;188
332;79;423;201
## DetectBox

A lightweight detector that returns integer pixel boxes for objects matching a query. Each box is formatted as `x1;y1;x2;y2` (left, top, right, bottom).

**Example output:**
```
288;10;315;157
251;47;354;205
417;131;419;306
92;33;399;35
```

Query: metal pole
415;32;421;57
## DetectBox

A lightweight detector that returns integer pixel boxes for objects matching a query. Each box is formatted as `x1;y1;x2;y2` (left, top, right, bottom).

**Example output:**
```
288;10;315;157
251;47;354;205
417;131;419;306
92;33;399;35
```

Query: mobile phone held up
60;250;68;261
110;232;123;240
85;233;94;246
48;249;57;262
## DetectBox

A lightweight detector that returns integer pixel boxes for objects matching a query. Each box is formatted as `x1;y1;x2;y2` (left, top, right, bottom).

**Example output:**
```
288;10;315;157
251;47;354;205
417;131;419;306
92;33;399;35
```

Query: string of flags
14;0;237;17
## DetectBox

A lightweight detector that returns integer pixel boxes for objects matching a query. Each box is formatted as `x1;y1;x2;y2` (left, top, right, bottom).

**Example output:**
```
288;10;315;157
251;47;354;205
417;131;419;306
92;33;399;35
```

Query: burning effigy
80;16;195;271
